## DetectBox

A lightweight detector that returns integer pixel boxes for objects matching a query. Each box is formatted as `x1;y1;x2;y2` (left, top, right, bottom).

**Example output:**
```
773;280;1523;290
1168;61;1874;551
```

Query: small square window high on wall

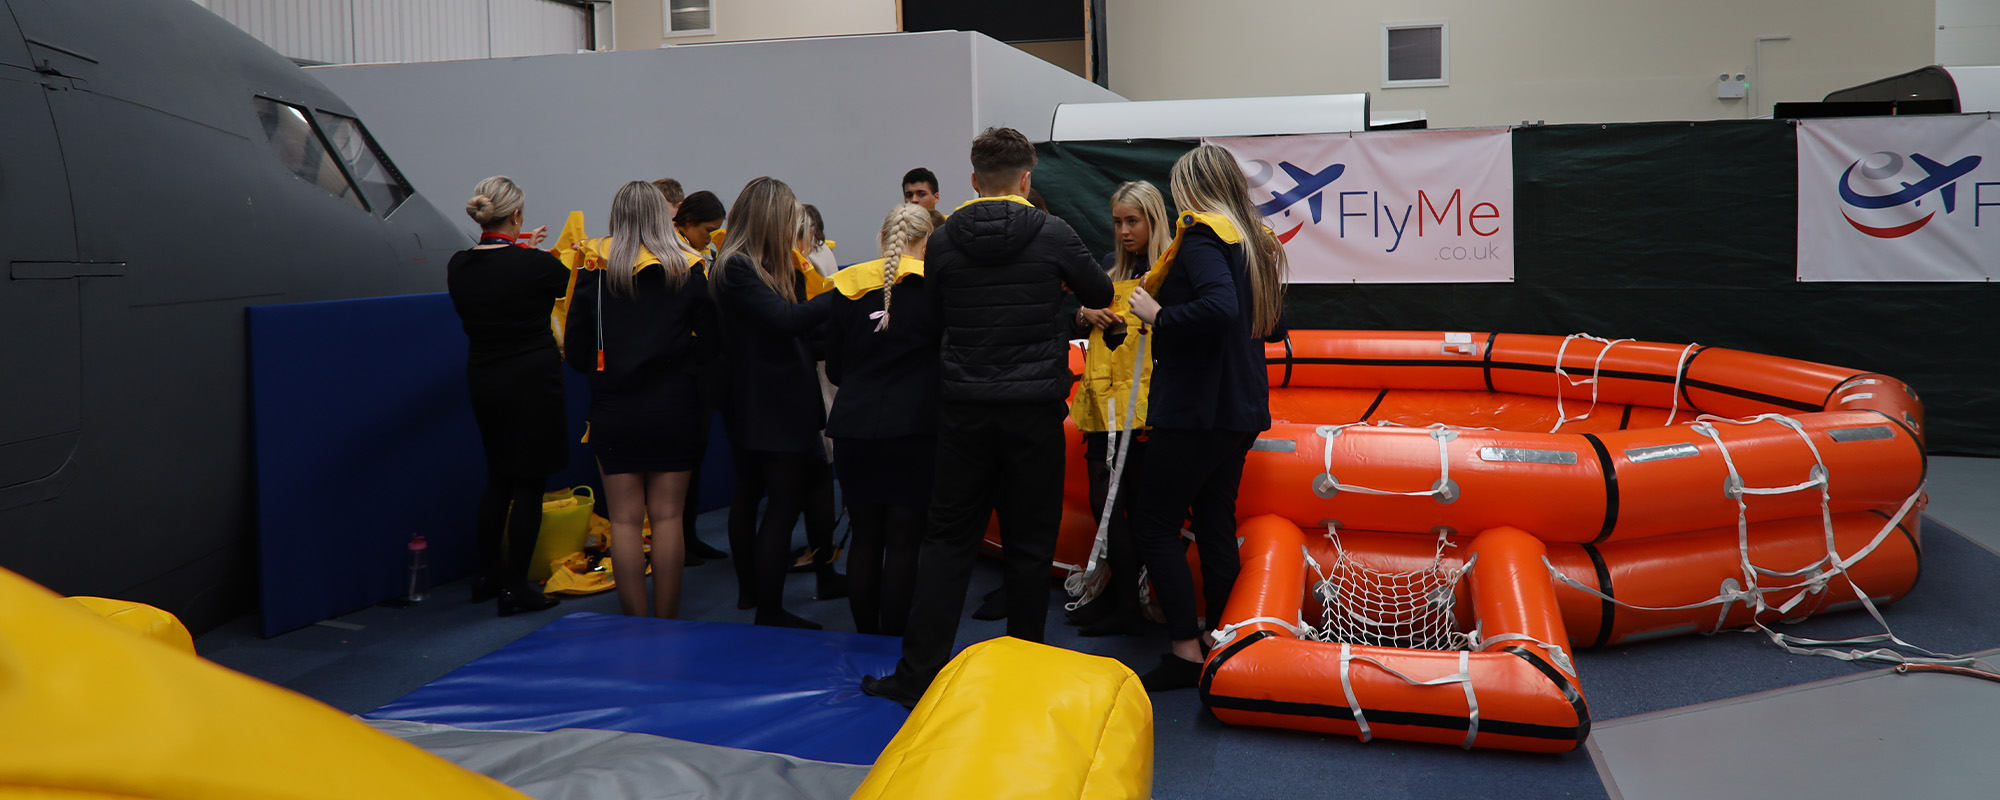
665;0;714;37
1383;21;1448;88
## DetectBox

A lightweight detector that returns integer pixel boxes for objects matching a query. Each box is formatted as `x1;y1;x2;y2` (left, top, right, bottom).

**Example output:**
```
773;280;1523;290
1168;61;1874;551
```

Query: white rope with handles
1551;333;1633;433
1063;327;1151;608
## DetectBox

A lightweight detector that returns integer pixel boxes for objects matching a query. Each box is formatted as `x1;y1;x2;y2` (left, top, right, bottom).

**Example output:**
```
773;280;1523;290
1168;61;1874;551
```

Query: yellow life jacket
1076;212;1249;432
953;195;1034;212
795;249;834;299
1138;211;1242;294
1070;276;1153;433
829;256;926;299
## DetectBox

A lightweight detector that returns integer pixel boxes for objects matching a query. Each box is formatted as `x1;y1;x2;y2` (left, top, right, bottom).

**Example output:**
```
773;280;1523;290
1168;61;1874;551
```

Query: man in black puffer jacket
863;127;1113;707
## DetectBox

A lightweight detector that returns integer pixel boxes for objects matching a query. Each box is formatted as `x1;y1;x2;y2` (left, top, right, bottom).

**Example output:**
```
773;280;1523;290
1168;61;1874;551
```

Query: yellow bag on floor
529;486;594;582
542;514;651;596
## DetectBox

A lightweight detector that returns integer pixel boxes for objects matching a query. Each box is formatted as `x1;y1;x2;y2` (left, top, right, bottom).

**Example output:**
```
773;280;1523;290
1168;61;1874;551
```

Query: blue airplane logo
1255;161;1346;221
1839;152;1981;213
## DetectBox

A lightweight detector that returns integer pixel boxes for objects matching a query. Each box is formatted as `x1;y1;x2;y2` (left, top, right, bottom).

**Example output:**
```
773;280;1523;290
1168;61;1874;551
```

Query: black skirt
467;347;569;477
834;435;937;508
589;371;704;474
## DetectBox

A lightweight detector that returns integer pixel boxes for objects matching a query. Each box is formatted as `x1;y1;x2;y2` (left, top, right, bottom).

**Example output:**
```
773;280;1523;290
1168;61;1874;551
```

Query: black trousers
727;448;827;611
1083;431;1146;613
1129;428;1255;641
894;401;1068;682
476;469;545;591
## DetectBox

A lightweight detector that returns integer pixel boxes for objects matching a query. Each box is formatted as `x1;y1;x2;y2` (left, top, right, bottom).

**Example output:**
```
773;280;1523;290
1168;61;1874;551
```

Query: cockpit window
253;96;365;211
318;112;413;217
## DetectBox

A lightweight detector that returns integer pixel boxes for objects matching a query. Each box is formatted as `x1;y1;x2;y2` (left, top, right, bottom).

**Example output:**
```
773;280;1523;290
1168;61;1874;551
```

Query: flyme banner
1207;129;1514;283
1797;115;1998;282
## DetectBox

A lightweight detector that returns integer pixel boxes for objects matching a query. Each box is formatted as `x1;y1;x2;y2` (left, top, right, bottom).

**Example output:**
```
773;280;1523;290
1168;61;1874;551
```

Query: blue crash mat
366;613;908;765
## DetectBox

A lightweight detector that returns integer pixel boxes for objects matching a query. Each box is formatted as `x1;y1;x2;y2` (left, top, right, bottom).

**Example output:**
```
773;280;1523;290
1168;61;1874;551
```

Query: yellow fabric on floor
852;637;1153;800
0;567;529;800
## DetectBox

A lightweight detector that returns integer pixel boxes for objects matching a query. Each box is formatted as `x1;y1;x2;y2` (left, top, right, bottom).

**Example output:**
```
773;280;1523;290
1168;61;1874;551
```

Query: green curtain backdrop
1034;121;1997;455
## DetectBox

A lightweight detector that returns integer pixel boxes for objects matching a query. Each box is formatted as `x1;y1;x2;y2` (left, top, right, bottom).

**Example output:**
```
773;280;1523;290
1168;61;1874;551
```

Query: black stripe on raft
1867;508;1923;591
1582;433;1618;543
1262;353;1820;412
1202;693;1585;742
1820;373;1881;411
1482;332;1499;393
1360;389;1389;421
1618;404;1633;430
1580;543;1615;648
1198;629;1271;701
1856;408;1928;487
1281;334;1295;389
1676;345;1708;414
1501;646;1591;743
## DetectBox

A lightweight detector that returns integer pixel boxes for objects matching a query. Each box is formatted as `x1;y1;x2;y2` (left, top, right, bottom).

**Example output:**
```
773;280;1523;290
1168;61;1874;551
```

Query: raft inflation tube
1023;330;1928;752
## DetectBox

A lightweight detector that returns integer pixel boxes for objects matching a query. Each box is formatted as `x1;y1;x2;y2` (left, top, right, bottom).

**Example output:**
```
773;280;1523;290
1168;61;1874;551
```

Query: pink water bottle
406;534;429;603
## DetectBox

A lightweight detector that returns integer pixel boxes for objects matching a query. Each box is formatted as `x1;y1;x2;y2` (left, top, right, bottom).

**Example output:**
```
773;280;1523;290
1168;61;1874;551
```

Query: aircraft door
0;69;84;506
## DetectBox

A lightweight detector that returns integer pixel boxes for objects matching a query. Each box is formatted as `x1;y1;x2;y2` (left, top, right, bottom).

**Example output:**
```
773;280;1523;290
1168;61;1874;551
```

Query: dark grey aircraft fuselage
0;0;467;633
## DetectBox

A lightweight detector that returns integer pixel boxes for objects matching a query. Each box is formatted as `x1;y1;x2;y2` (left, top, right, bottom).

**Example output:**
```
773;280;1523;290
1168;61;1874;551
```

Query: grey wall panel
313;32;1027;264
492;0;588;59
204;0;585;65
971;34;1123;143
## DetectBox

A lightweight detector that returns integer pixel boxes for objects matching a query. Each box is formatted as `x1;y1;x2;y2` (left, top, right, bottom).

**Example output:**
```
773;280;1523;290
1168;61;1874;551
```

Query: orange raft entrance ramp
1174;330;1929;753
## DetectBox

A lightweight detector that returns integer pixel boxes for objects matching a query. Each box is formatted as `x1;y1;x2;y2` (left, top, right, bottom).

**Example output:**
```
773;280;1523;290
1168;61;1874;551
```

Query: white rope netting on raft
1305;524;1477;652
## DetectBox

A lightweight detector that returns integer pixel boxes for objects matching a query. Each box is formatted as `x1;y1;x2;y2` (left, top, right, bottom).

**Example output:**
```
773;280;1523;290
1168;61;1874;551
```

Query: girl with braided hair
823;203;939;634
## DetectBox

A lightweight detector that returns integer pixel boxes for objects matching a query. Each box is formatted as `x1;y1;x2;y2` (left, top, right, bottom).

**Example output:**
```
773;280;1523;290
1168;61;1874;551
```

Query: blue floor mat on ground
365;613;907;765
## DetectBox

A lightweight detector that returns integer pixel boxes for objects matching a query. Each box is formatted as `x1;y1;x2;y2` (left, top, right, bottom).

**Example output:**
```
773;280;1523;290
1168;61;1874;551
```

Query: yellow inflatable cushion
0;567;530;800
852;637;1152;800
67;597;194;655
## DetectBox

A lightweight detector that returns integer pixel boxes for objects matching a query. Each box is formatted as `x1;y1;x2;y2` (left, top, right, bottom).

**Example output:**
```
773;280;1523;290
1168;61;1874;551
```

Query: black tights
847;502;924;635
476;470;545;591
727;448;831;612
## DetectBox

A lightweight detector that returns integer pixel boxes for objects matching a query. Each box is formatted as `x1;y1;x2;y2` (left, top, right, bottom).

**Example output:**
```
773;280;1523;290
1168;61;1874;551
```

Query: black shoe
861;674;924;709
736;593;757;611
689;537;729;561
1078;610;1146;638
497;587;559;617
469;576;498;604
754;608;822;630
970;587;1008;621
684;551;706;567
815;568;849;601
1140;653;1204;692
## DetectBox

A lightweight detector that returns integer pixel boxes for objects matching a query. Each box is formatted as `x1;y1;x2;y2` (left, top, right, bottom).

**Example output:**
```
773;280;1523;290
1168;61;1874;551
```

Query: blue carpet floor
199;510;2000;800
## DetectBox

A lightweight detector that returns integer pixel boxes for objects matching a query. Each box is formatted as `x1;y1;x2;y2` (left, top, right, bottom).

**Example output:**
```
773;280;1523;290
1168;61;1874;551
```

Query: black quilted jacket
925;198;1113;404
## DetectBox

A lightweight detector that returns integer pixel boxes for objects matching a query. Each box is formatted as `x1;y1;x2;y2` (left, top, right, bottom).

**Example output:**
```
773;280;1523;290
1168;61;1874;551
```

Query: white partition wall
312;31;1122;261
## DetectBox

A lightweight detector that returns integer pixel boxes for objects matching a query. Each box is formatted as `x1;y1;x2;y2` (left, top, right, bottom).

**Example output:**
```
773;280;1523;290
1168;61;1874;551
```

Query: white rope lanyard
1317;422;1470;502
1063;327;1151;607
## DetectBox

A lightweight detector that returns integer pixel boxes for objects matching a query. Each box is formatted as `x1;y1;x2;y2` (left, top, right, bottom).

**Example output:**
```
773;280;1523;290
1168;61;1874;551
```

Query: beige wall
610;0;897;49
1107;0;1936;127
1011;39;1088;78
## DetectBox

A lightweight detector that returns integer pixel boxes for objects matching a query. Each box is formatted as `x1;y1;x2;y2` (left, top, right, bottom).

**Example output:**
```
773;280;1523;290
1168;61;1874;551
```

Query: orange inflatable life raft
1022;330;1927;753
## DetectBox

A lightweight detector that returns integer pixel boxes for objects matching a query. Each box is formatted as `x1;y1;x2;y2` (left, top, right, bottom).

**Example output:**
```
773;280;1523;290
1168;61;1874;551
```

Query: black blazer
824;270;940;439
563;264;715;393
713;253;833;454
1147;224;1287;432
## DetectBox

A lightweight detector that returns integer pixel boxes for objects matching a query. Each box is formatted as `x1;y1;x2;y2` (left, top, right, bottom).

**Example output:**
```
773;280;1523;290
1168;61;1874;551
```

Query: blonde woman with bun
823;203;937;635
562;181;713;619
1124;144;1290;691
445;175;565;617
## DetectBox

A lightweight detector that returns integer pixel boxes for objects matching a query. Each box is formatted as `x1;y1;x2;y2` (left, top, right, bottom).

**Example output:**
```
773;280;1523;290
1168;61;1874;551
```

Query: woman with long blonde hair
562;180;711;618
1125;144;1290;689
1064;180;1173;637
711;177;837;629
823;203;938;635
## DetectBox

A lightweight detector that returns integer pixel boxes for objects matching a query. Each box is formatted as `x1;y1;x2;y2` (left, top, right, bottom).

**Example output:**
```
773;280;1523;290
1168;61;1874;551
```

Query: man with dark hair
863;127;1114;708
901;167;940;212
652;177;685;207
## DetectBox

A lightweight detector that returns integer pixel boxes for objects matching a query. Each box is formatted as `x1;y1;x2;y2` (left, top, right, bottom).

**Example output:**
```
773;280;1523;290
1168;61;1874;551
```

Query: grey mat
1588;653;2000;799
368;719;868;800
